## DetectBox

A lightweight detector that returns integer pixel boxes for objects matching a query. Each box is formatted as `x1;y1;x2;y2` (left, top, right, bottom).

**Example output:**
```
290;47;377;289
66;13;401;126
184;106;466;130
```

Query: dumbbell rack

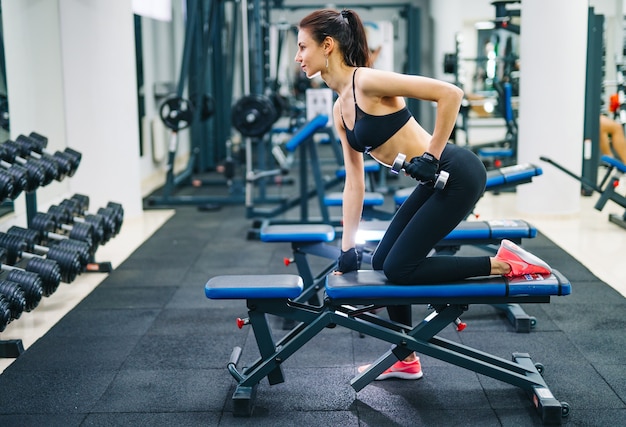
0;133;84;359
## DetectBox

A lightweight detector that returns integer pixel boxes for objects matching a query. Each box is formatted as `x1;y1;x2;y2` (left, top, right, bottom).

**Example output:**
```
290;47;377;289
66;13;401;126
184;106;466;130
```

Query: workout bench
394;162;544;207
205;270;572;424
323;162;543;222
596;155;626;229
260;218;540;332
541;155;626;229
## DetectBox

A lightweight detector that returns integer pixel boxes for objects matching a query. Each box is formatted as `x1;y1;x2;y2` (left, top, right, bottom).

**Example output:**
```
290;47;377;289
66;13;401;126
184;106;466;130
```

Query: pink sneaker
358;358;423;380
495;239;552;278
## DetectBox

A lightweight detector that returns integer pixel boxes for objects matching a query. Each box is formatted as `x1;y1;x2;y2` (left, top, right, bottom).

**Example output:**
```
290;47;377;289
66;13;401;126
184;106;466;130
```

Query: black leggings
371;144;491;326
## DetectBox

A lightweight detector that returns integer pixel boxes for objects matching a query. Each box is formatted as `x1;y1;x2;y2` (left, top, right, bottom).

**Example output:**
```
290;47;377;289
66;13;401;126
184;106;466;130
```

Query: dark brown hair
299;9;371;67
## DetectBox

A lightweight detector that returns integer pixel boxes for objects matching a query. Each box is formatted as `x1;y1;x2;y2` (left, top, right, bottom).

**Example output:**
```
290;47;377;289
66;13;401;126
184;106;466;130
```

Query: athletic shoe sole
376;370;424;380
501;239;552;273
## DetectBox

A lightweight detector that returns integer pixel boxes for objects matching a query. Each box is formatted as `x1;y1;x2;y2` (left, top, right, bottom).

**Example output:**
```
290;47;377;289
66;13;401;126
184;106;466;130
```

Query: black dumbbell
0;232;82;283
26;132;82;178
3;138;60;186
0;143;45;191
7;226;92;267
0;294;11;332
48;204;106;246
10;257;62;297
0;168;15;200
0;247;44;312
390;152;449;190
0;272;42;313
14;135;66;181
30;212;97;250
69;194;124;237
57;198;119;243
0;279;26;321
0;160;28;199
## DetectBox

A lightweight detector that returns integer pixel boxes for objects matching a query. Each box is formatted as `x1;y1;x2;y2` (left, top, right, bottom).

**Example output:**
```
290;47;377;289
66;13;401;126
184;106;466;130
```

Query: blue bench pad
601;155;626;173
284;115;328;152
356;219;536;243
326;269;571;299
336;159;381;177
205;274;303;299
478;147;515;157
325;192;384;206
205;270;571;301
260;224;336;242
485;163;543;187
394;163;542;205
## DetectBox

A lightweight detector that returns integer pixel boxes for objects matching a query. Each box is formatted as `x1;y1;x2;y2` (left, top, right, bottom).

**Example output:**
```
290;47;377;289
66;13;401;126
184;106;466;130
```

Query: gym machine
145;0;243;209
444;1;520;169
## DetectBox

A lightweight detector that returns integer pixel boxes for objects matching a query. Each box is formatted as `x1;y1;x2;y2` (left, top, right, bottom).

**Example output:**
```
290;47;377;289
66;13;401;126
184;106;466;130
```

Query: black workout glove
404;152;439;182
336;247;361;274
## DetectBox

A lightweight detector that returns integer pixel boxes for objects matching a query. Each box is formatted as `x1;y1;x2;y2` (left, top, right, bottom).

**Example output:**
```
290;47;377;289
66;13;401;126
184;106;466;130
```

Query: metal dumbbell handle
390;153;449;190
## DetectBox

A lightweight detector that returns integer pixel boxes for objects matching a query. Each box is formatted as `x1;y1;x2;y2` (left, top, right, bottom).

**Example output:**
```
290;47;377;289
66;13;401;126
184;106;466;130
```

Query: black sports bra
342;68;412;153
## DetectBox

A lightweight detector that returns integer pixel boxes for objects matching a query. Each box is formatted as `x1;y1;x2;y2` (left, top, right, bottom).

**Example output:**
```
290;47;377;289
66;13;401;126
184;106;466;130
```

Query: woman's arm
333;100;365;252
358;68;463;159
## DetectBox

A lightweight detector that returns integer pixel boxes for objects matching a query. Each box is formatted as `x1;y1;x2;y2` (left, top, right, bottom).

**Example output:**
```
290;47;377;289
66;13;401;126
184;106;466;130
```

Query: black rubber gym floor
0;204;624;426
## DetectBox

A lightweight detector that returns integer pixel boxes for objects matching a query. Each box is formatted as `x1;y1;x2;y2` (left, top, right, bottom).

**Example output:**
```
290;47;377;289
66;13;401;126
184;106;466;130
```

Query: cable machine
146;0;243;208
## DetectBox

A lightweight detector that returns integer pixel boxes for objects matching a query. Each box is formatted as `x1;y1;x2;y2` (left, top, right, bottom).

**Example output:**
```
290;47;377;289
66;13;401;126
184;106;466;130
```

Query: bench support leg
344;304;567;425
492;303;536;332
0;339;24;358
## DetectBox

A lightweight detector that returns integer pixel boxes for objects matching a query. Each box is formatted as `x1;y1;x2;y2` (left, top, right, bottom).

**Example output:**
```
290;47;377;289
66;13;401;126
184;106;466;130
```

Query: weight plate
231;94;277;137
160;96;194;131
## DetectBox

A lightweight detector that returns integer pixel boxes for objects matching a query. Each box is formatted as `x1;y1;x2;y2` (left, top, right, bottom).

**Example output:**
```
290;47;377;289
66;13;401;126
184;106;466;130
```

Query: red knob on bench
236;318;249;329
455;318;467;332
283;257;293;266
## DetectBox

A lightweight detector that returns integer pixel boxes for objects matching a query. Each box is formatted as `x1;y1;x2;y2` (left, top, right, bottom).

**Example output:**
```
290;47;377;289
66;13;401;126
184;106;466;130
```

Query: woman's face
295;28;325;79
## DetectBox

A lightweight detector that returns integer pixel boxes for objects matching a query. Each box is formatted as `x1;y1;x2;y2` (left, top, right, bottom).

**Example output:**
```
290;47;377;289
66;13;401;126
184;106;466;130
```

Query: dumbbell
14;134;73;182
58;198;121;243
0;270;42;313
0;279;27;321
7;226;92;267
10;257;62;297
30;212;97;251
0;168;15;201
25;132;82;178
0;160;28;199
0;232;82;283
0;143;45;192
3;139;60;186
390;153;449;190
0;294;11;332
0;247;43;312
68;194;124;237
48;204;106;247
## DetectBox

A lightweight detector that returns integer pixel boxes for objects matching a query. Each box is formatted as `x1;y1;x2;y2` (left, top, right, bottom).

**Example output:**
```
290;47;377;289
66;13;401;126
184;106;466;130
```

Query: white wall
2;0;144;218
516;0;588;214
1;0;69;217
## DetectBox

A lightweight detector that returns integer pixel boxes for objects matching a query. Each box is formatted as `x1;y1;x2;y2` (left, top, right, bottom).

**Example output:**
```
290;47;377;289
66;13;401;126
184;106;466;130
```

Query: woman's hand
335;247;361;274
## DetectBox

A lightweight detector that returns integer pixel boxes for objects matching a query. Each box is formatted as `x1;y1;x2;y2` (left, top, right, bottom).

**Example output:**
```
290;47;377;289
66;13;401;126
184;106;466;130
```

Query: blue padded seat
324;191;384;207
260;224;335;243
394;163;543;206
478;147;515;157
485;163;543;187
284;115;329;152
393;187;413;206
355;219;535;244
325;269;571;300
448;219;536;239
205;274;303;299
336;159;381;178
601;155;626;173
